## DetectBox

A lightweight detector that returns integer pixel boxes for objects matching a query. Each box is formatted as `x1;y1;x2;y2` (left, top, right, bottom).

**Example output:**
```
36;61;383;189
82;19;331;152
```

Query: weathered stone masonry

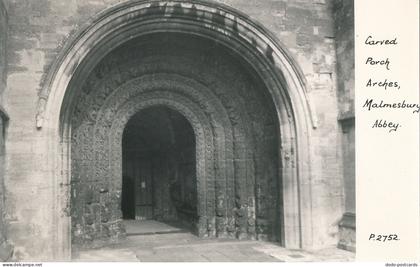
69;35;280;247
333;0;355;252
0;0;355;261
0;1;13;260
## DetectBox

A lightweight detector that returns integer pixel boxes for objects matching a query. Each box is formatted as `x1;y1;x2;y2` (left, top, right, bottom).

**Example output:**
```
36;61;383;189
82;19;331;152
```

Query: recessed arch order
36;0;318;260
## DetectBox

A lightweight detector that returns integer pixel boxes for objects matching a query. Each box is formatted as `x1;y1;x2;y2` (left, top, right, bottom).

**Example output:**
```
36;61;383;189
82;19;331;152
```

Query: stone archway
69;34;282;248
36;0;317;260
121;106;198;225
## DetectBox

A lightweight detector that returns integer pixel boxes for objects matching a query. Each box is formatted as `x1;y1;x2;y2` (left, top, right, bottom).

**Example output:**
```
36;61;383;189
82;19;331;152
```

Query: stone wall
0;0;6;101
0;0;6;127
333;0;355;252
0;112;13;261
0;0;13;261
2;0;348;260
334;0;355;119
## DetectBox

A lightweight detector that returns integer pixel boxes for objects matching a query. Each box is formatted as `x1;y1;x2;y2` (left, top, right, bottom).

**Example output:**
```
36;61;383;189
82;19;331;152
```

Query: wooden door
134;156;154;220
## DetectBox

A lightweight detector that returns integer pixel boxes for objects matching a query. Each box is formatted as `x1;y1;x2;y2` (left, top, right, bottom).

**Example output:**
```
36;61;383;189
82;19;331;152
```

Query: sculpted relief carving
70;33;280;248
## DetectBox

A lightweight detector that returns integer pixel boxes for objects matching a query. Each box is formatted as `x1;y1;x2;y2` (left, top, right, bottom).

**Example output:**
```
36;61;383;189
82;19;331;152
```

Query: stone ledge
338;112;355;123
339;212;355;229
337;212;355;252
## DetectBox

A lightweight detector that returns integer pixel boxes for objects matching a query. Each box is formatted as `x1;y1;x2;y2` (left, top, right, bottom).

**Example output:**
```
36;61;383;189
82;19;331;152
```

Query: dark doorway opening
121;106;197;232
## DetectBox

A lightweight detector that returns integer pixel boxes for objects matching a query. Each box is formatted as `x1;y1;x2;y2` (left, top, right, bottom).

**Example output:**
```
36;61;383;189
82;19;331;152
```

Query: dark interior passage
122;106;197;231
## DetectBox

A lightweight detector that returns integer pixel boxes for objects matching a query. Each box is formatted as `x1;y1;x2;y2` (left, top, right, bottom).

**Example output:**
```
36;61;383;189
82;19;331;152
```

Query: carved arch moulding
36;0;318;259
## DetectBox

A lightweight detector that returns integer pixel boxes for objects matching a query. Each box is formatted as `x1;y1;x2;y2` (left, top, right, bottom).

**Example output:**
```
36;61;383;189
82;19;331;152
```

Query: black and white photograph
0;0;418;265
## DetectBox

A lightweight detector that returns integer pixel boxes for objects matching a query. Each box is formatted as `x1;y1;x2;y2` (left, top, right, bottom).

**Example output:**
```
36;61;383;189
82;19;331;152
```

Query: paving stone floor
123;220;187;235
73;220;355;262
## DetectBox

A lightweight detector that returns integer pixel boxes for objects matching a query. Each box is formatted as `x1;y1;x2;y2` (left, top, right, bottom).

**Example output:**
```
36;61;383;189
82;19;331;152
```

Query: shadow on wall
0;109;13;261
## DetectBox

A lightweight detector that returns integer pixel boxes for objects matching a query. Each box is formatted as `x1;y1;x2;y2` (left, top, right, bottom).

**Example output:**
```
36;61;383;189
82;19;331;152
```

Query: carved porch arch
111;94;214;237
96;74;239;238
37;0;317;259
